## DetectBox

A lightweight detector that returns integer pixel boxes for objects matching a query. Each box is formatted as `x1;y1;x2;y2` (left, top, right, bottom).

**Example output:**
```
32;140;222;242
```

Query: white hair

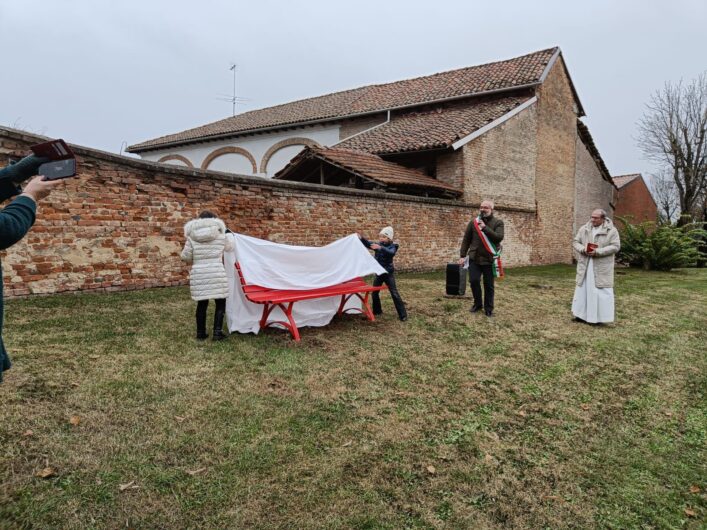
481;199;495;209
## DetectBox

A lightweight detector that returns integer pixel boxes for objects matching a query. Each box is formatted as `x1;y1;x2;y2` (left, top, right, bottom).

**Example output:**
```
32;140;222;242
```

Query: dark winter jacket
0;180;37;382
460;214;504;266
360;237;398;274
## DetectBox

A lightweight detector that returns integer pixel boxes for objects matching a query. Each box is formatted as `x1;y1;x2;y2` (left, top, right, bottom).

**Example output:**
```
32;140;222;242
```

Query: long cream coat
572;218;621;288
180;218;233;301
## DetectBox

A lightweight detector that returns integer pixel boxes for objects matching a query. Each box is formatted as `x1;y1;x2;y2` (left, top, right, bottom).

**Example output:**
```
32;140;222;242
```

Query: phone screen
39;159;76;180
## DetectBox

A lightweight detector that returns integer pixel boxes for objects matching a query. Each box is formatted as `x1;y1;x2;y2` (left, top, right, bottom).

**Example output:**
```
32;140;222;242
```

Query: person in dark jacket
359;226;407;321
0;175;63;382
459;200;505;317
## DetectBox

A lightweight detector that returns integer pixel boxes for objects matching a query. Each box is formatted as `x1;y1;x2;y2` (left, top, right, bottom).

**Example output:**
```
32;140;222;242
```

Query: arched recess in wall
260;137;321;175
201;146;258;174
157;154;194;168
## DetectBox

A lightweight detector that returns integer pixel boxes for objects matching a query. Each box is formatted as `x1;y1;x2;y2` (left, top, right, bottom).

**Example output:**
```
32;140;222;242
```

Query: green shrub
617;217;707;271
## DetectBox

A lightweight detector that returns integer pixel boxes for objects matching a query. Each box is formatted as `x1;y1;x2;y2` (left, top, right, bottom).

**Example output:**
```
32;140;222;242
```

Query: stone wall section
0;128;535;297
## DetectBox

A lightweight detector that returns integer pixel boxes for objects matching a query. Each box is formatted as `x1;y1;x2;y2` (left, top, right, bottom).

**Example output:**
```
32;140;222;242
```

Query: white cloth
224;233;387;334
572;257;615;323
181;218;233;301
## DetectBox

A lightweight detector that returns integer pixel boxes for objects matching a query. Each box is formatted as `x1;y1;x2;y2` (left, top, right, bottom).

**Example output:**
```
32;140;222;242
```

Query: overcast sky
1;0;705;180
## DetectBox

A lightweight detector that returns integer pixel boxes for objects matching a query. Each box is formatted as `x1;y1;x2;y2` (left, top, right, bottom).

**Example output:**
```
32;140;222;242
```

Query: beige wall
461;104;538;210
532;58;578;264
574;136;614;232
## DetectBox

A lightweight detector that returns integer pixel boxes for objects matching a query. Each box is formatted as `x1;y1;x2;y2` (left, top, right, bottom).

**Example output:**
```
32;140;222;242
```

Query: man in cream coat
571;209;621;324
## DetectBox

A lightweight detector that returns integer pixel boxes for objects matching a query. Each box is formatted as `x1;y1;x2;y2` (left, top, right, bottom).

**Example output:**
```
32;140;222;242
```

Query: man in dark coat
459;200;504;317
0;175;62;382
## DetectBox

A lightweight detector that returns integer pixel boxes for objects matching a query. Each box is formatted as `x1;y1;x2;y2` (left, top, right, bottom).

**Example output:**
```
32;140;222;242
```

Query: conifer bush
617;217;707;271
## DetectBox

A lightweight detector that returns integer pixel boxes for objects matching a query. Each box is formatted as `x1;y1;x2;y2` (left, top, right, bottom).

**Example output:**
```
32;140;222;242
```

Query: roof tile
129;47;557;152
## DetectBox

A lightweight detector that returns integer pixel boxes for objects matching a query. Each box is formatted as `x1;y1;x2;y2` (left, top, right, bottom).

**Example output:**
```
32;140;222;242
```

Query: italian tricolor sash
473;216;504;278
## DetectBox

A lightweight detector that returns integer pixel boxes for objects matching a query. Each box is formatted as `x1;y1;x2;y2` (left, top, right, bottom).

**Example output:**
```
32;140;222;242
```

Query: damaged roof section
337;94;535;155
577;120;615;187
274;146;462;199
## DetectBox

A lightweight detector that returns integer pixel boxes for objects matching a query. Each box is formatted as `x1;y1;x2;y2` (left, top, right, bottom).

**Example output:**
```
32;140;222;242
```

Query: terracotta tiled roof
612;173;641;189
337;95;533;154
274;146;462;197
128;47;559;152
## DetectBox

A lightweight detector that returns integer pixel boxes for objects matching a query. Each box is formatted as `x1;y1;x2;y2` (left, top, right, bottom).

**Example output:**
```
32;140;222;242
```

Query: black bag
445;263;467;296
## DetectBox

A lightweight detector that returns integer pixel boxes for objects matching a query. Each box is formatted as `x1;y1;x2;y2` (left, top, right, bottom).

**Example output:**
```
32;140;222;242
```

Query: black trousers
196;298;226;331
469;262;495;312
372;273;407;320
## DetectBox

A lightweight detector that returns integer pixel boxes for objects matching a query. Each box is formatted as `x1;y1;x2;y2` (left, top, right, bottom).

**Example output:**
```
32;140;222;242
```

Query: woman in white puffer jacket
181;211;234;340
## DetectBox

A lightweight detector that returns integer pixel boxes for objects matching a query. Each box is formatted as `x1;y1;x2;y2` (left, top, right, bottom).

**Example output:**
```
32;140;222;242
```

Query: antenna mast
230;63;237;117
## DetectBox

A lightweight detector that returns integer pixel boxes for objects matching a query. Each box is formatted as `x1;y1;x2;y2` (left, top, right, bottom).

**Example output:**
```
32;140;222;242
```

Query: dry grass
0;265;705;529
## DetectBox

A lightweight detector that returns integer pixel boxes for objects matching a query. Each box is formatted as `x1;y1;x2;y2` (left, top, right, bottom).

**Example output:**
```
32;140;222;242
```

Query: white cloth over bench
224;233;386;334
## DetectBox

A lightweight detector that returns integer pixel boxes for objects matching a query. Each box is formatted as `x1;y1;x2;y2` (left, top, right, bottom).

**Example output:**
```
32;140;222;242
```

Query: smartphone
39;159;77;180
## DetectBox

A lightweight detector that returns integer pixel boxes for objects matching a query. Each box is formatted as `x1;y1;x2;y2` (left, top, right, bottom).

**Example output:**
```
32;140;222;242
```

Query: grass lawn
0;265;705;529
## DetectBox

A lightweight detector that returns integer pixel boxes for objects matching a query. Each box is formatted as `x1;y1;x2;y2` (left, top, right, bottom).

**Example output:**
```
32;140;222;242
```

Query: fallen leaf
689;485;701;494
580;404;590;411
22;429;34;437
35;467;55;479
684;508;696;518
186;467;207;476
88;355;100;360
664;411;673;417
517;410;527;417
69;416;80;426
426;465;436;474
119;481;139;492
341;441;353;447
174;416;186;422
70;382;80;387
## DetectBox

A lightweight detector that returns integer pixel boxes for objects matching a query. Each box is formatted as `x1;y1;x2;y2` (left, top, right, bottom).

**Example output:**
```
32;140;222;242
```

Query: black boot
196;300;208;340
212;300;227;341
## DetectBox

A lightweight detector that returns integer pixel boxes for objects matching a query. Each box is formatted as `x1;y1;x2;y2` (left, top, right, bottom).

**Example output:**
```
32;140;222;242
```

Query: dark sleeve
377;242;397;256
460;220;474;257
483;220;504;244
0;195;37;251
0;179;22;203
360;237;372;249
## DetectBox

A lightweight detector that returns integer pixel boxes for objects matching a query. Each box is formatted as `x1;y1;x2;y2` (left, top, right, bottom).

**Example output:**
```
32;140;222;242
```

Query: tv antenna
216;63;250;116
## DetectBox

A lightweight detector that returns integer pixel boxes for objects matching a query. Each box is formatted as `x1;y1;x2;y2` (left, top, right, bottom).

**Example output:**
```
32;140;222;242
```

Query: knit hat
379;226;394;240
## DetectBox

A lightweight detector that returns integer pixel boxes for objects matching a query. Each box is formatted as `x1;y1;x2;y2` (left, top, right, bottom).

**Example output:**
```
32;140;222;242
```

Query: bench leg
283;302;300;341
259;303;275;330
262;302;301;342
361;292;375;321
337;294;353;316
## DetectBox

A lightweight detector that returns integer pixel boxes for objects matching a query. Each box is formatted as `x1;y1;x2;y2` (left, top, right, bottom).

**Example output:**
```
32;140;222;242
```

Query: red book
586;243;598;253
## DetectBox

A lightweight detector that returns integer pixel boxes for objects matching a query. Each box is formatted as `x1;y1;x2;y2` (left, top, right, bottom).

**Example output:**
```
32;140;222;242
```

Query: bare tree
650;170;680;223
638;72;707;223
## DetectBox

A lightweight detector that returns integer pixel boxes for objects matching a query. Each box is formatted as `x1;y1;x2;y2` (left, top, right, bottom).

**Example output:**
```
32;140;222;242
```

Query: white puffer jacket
180;218;234;301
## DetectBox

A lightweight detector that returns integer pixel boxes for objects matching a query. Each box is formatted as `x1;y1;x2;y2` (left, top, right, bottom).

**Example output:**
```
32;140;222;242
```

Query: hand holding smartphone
30;139;77;180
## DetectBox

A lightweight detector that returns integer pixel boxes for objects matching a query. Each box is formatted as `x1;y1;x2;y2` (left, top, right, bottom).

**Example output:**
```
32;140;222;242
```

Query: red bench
235;262;387;341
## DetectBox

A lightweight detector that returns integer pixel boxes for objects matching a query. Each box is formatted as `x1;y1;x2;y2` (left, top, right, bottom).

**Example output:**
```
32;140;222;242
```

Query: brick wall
0;128;537;297
574;136;615;232
462;104;538;210
614;177;657;223
532;58;578;264
436;150;465;191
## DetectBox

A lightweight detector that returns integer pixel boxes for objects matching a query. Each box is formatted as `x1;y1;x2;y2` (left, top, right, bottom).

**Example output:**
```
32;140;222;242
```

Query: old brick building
613;174;657;223
0;47;615;296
